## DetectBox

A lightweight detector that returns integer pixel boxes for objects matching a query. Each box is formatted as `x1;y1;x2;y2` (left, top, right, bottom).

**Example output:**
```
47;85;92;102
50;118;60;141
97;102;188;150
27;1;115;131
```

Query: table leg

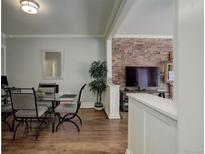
163;92;165;98
52;101;55;133
52;113;55;133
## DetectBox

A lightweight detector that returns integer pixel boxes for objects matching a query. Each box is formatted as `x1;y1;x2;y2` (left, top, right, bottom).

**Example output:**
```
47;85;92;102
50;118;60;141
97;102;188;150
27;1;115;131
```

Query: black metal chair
55;84;86;132
1;88;14;131
37;83;59;109
37;83;60;132
9;88;48;140
38;83;59;93
2;104;13;131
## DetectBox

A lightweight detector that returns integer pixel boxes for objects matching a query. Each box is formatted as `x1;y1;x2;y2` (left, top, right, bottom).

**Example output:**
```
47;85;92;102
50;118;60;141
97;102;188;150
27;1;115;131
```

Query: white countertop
127;93;178;121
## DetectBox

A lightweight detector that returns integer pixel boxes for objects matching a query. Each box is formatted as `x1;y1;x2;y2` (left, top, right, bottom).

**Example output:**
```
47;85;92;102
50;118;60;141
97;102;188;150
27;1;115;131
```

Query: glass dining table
37;93;77;133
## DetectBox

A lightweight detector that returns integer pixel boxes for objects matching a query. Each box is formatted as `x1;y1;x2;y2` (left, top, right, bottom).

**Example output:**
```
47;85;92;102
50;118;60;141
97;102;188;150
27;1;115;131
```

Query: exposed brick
112;38;173;89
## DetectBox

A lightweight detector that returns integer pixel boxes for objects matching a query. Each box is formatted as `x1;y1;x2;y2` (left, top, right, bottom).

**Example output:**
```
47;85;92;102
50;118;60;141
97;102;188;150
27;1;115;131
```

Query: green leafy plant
89;61;107;108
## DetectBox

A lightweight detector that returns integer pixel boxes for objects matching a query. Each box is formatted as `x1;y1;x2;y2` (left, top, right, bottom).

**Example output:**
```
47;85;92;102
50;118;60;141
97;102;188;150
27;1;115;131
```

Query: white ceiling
2;0;174;37
2;0;120;36
116;0;174;36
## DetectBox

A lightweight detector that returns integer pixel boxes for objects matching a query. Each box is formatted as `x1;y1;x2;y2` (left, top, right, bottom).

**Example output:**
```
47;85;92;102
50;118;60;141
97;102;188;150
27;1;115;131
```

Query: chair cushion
2;104;12;113
55;103;77;113
37;101;52;108
15;106;48;118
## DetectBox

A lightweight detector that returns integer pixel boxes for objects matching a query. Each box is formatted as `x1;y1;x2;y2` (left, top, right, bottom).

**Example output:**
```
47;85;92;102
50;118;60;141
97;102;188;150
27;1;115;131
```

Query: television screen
125;67;160;88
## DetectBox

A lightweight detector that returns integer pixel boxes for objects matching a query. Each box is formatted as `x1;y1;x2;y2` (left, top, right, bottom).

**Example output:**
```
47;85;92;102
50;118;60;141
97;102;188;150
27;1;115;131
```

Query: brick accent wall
112;38;173;88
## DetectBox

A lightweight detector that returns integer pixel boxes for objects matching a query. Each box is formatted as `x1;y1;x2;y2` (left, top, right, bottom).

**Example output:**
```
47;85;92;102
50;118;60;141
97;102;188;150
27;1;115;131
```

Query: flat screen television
125;66;160;89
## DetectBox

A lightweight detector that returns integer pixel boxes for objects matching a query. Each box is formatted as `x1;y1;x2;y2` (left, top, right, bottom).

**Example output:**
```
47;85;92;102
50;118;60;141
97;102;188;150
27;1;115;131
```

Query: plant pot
94;102;104;110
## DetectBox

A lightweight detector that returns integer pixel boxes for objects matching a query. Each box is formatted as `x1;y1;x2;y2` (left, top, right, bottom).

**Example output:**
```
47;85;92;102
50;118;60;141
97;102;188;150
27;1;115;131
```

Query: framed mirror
42;49;64;80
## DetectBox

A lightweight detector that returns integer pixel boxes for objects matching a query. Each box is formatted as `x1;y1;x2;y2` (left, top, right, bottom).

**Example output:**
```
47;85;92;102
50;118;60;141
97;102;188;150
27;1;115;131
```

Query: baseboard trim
80;102;94;108
104;109;121;119
125;149;132;154
108;115;121;119
105;110;121;119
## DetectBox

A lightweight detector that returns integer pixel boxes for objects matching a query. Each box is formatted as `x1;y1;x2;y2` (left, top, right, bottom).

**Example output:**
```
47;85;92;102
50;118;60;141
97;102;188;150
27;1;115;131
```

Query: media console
120;88;165;112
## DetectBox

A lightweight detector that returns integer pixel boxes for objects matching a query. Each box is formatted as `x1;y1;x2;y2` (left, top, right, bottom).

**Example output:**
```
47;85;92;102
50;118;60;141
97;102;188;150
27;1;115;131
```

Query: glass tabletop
37;93;77;101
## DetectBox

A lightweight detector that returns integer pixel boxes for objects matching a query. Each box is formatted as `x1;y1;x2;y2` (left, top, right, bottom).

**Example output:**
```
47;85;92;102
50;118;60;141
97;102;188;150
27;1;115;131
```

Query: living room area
112;38;173;112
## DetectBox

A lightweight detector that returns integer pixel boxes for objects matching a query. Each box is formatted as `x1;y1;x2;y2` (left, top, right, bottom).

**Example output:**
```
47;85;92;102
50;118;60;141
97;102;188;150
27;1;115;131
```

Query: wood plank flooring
2;109;128;154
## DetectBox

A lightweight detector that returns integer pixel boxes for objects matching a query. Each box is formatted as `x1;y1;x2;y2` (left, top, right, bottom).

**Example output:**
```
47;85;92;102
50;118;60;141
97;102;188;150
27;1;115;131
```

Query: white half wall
6;37;106;106
175;0;204;153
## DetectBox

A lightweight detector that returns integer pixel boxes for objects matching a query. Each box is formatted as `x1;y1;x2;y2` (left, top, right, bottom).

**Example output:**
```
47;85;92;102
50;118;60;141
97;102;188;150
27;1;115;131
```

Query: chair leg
62;113;72;119
29;119;32;129
43;120;48;128
55;120;64;132
76;115;82;126
13;121;22;140
2;119;12;132
42;114;48;128
52;113;56;133
24;119;29;133
12;118;15;132
35;120;45;141
58;116;61;123
49;112;52;119
56;119;80;132
68;120;80;132
56;112;62;124
57;113;63;123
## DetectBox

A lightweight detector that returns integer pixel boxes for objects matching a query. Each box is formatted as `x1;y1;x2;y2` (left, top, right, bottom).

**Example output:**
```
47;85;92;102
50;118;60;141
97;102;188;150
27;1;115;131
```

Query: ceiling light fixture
20;0;39;14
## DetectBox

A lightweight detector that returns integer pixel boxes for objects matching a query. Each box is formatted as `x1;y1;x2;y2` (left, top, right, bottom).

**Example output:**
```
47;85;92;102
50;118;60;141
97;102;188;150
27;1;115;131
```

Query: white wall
1;34;7;75
116;0;174;36
2;34;6;46
175;0;203;153
6;37;106;106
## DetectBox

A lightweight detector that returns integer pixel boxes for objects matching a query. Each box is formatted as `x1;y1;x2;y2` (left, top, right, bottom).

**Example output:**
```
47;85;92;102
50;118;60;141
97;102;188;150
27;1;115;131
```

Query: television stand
120;88;158;112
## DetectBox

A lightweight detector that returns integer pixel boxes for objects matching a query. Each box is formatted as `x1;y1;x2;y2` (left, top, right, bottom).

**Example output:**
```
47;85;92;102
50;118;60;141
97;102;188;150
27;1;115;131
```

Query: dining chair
55;84;86;132
37;83;59;109
38;83;59;93
2;103;13;131
1;87;14;131
9;87;48;140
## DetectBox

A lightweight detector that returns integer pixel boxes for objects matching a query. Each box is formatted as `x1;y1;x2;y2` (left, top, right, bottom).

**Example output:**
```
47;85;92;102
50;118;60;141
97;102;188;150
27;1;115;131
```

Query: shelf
160;52;173;99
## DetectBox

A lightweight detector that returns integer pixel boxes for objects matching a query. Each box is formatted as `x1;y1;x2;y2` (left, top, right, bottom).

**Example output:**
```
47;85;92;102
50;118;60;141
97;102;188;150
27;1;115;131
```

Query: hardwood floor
2;109;128;154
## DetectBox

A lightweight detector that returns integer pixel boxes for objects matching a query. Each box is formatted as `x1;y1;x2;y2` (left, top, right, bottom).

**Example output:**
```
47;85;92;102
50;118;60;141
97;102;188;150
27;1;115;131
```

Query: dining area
1;59;128;154
2;76;87;141
1;77;128;154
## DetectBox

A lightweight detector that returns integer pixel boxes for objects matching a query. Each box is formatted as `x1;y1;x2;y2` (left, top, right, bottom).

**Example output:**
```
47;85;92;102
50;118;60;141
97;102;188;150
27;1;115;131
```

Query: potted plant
89;61;107;110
